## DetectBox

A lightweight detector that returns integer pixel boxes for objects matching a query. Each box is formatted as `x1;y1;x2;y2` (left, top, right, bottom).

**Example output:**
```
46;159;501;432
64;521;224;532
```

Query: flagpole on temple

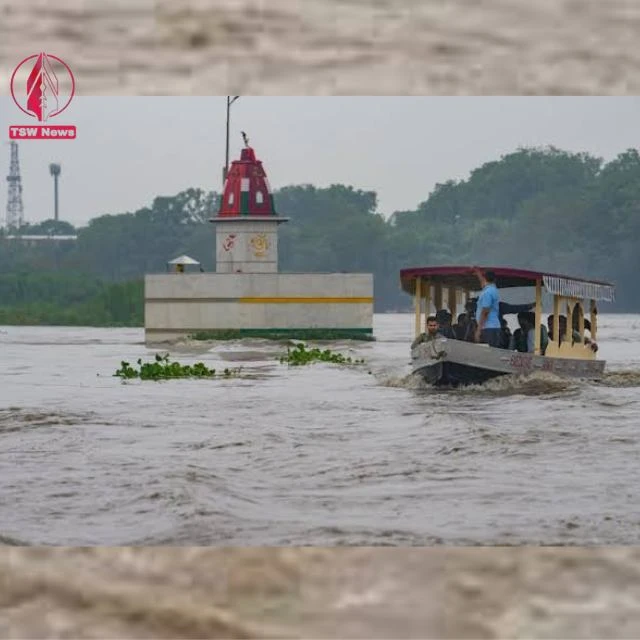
223;96;240;186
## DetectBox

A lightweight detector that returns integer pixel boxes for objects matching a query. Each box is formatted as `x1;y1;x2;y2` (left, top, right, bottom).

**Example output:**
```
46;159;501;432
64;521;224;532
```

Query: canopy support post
448;286;457;317
434;283;443;312
590;299;598;341
577;302;585;340
423;280;431;332
534;278;542;355
414;277;422;338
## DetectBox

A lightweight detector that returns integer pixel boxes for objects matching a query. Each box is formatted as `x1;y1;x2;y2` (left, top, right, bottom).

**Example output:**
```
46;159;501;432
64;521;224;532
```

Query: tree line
1;146;638;325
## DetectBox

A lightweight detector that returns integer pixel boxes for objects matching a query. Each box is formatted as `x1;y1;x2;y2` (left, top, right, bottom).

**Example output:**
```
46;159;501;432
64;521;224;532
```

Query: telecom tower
5;141;25;229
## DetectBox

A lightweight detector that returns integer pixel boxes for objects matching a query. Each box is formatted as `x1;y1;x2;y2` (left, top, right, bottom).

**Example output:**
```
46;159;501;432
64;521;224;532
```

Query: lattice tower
6;141;24;229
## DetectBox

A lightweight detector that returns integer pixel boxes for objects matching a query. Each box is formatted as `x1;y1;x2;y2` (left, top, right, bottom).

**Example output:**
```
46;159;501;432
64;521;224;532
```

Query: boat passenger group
411;269;598;354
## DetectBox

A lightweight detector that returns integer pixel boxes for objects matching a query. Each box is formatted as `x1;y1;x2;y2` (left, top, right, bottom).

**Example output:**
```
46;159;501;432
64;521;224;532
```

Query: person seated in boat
583;319;598;352
499;317;512;349
547;314;596;350
513;311;548;354
465;297;477;317
548;314;577;343
498;301;534;350
411;315;440;348
466;317;478;342
473;269;502;347
459;308;478;342
453;313;471;340
511;326;525;352
435;309;456;339
571;313;599;352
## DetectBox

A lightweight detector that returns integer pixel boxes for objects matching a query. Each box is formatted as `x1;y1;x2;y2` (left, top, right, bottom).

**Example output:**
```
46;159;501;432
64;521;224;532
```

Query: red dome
218;145;277;216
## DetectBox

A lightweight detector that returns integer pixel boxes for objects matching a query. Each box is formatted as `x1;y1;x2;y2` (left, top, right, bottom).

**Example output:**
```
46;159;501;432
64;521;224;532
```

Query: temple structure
144;135;374;342
213;133;289;274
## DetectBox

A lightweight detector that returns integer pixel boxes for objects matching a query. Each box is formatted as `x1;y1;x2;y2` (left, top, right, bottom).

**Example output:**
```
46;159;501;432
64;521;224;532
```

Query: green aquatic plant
278;342;366;367
114;354;243;380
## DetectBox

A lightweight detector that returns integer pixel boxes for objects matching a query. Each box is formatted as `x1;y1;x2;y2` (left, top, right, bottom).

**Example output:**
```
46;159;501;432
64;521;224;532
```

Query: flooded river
1;313;640;547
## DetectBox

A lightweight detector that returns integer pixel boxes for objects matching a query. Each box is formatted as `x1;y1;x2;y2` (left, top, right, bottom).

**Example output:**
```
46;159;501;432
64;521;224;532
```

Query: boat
400;265;615;386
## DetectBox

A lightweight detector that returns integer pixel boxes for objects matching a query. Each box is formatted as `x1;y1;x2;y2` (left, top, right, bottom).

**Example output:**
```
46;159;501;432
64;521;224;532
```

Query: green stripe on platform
186;327;374;341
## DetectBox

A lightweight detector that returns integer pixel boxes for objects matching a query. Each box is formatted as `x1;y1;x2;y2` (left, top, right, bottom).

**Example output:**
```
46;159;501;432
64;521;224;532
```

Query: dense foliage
1;146;638;326
0;274;143;325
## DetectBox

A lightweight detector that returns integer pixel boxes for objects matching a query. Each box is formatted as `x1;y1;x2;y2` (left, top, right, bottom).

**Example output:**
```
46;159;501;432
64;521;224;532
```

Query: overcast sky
1;96;638;227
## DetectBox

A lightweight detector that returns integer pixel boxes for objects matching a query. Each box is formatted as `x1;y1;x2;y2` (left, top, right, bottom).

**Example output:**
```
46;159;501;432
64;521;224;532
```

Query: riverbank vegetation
0;275;142;326
2;146;639;326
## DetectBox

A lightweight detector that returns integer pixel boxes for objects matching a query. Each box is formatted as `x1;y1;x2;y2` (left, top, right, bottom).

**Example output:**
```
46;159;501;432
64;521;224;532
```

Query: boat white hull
411;337;605;386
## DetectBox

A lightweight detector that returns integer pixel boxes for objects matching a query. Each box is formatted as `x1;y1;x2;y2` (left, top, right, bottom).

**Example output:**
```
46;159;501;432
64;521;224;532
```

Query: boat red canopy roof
399;266;615;302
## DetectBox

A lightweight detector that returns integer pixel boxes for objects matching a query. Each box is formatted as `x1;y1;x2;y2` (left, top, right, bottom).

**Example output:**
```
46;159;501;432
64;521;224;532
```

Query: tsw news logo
9;52;76;140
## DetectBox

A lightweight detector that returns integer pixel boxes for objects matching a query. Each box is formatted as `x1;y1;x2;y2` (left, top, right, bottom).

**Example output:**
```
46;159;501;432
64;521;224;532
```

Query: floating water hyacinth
278;343;365;367
114;354;242;380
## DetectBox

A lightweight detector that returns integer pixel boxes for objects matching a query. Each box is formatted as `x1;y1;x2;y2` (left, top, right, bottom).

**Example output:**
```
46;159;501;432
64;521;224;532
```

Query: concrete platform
144;272;373;343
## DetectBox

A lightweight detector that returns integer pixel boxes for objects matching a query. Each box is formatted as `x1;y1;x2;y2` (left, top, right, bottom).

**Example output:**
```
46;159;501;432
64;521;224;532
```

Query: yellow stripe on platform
239;297;374;304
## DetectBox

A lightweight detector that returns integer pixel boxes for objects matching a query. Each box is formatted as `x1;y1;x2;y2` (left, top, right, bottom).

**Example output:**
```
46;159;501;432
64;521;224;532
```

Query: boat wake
459;372;577;396
377;372;431;390
378;370;576;396
597;370;640;388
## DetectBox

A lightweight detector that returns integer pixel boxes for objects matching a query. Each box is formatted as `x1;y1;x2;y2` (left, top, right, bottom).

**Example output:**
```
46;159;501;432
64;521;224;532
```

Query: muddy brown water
1;0;640;94
2;547;640;638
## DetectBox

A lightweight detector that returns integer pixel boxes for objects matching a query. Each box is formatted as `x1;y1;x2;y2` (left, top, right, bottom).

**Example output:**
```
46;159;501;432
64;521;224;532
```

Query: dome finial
241;131;250;148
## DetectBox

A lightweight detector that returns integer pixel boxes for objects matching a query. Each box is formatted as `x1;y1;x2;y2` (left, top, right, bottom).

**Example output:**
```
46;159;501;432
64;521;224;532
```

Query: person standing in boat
473;269;502;347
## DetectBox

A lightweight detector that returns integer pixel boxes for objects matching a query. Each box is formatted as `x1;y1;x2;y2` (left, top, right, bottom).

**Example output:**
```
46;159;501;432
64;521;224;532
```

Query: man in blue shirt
474;269;502;347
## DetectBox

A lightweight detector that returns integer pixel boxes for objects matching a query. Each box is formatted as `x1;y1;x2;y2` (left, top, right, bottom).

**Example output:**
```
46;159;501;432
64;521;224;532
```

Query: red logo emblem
8;53;77;140
222;234;237;251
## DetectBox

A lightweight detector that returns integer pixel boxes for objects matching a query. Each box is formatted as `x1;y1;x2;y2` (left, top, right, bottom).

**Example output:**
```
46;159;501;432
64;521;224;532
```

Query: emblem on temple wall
249;233;269;257
222;234;236;251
